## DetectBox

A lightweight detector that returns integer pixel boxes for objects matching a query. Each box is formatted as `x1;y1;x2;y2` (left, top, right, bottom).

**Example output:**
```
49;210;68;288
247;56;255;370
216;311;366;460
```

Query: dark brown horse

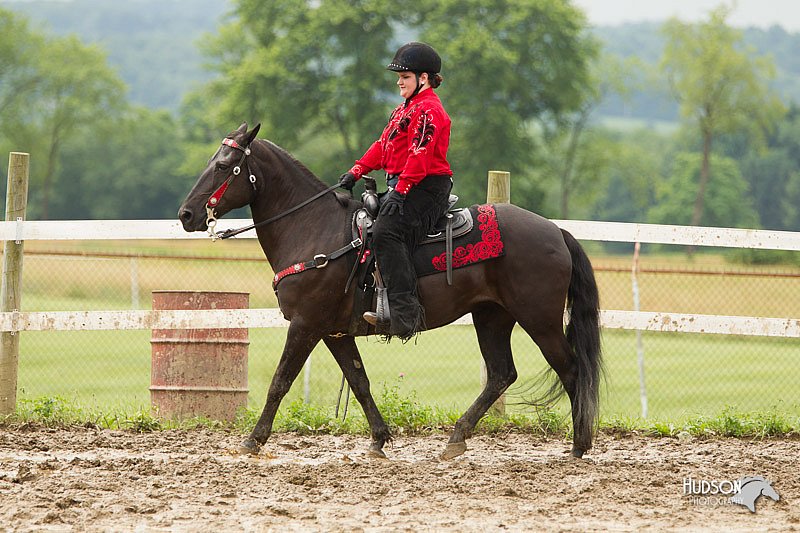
178;123;602;459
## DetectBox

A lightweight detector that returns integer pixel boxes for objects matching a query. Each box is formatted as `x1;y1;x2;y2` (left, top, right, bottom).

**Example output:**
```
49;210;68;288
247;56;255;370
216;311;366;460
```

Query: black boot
388;291;425;340
364;291;424;341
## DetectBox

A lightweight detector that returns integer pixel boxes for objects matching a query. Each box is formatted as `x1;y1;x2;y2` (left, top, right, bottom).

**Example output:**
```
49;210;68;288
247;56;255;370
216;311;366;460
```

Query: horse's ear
245;123;261;145
237;122;248;133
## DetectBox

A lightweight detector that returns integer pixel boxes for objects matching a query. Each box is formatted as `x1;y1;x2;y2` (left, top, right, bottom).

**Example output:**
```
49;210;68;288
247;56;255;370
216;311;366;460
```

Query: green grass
15;326;800;422
7;240;800;430
5;390;798;440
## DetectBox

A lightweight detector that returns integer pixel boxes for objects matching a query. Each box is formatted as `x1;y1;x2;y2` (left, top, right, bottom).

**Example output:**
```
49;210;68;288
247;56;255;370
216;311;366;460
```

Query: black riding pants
373;175;452;301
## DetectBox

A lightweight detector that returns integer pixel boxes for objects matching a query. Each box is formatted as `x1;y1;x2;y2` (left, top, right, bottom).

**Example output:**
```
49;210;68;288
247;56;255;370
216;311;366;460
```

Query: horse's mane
256;138;329;192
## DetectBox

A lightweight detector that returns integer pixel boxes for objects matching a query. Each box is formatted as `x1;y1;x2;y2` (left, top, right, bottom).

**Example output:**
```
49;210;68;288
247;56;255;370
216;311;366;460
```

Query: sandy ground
0;426;797;532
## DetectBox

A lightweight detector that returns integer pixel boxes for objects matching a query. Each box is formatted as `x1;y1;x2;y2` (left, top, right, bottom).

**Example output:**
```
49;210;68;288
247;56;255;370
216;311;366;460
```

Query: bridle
204;136;341;241
205;137;258;239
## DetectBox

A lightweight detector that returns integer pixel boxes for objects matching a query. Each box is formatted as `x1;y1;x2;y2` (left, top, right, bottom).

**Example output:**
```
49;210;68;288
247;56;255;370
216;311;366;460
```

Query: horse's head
178;122;261;232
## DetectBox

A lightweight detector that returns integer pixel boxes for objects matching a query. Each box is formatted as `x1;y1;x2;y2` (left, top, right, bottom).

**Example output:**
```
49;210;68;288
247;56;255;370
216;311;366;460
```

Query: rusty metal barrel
150;291;249;422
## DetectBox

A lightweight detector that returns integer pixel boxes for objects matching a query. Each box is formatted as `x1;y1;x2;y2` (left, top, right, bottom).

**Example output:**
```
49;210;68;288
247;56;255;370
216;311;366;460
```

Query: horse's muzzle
178;206;206;232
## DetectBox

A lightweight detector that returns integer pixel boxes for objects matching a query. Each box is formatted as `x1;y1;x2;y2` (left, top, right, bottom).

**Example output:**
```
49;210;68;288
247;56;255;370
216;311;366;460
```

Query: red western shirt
349;89;452;195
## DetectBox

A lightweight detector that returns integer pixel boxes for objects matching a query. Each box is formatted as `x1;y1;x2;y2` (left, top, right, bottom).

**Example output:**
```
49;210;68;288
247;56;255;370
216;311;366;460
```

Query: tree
0;10;43;117
421;0;597;209
740;106;800;230
537;54;642;218
660;6;784;228
204;0;397;174
648;152;758;229
29;36;127;219
0;10;127;219
48;108;189;220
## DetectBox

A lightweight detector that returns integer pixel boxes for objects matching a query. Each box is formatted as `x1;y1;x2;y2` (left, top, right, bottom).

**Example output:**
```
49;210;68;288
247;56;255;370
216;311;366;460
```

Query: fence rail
2;218;800;250
0;219;797;338
0;308;797;339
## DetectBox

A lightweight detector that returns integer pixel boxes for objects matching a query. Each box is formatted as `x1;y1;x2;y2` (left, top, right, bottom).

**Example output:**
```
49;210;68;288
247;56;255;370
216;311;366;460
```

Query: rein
215;182;342;240
204;137;342;240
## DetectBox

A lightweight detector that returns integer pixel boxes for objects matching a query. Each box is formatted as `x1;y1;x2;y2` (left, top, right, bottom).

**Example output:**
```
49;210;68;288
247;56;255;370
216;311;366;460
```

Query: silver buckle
314;254;328;268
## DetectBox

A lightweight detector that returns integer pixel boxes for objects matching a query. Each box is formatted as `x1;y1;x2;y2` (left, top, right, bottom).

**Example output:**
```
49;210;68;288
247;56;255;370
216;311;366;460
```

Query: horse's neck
252;142;349;268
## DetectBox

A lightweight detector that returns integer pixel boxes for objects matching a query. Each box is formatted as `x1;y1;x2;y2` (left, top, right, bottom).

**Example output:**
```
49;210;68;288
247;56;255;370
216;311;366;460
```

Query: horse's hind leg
442;304;517;460
323;335;392;458
240;320;319;454
521;325;590;458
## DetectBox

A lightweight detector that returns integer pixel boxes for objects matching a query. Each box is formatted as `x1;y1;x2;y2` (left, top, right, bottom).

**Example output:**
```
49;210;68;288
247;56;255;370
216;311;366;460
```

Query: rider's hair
428;73;443;88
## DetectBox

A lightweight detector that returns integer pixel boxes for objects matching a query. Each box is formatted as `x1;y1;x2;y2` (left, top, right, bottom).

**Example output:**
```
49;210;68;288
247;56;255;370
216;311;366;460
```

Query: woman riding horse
339;42;453;340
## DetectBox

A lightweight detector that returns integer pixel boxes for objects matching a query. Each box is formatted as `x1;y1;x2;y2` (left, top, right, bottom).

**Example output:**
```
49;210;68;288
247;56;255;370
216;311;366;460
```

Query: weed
3;394;798;441
127;409;161;432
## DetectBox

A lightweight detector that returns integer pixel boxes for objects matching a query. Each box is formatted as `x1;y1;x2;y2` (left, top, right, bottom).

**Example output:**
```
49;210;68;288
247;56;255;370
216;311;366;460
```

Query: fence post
0;152;30;414
483;170;511;416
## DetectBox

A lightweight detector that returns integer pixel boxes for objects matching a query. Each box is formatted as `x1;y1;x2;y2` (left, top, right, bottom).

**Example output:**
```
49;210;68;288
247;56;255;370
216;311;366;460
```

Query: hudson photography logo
683;475;780;513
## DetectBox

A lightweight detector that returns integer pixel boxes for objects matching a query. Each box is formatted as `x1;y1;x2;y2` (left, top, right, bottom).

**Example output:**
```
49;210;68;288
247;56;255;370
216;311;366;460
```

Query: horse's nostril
179;209;193;223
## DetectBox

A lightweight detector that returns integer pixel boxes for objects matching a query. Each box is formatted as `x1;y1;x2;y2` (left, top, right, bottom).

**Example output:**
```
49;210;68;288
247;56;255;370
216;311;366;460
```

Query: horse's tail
561;229;603;446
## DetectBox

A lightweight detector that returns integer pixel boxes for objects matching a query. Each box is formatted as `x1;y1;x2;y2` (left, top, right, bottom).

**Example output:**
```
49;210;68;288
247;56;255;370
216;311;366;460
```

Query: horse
730;476;780;513
178;122;602;459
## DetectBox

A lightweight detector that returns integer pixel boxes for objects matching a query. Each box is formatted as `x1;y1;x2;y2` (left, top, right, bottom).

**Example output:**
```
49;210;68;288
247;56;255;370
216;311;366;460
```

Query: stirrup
362;311;384;327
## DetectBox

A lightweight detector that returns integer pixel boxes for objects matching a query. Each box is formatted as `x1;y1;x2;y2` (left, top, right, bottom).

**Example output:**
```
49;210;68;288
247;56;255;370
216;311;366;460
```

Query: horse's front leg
323;335;392;458
240;320;320;455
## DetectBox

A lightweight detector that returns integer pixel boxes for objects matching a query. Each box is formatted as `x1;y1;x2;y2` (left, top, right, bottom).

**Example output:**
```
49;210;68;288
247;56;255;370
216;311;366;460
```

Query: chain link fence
11;239;800;421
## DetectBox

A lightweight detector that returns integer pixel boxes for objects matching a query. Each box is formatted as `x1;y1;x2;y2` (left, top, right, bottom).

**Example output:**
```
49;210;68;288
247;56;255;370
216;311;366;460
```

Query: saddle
346;178;470;335
352;180;472;281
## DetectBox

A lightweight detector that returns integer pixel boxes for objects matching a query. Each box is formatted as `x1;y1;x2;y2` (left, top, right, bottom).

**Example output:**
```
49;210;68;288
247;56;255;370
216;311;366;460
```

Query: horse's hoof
571;447;585;459
440;441;467;460
366;447;388;460
237;438;261;456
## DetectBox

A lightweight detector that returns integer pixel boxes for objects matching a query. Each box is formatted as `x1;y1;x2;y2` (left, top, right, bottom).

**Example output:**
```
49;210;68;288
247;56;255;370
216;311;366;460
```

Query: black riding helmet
386;42;442;74
387;42;442;104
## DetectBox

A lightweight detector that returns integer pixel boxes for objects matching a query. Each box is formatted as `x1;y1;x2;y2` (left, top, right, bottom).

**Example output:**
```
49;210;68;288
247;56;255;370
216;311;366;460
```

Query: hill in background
1;0;231;110
4;2;799;121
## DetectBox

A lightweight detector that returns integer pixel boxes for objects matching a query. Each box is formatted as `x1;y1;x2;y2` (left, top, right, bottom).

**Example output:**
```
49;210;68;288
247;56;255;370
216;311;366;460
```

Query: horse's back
418;203;572;328
495;203;571;265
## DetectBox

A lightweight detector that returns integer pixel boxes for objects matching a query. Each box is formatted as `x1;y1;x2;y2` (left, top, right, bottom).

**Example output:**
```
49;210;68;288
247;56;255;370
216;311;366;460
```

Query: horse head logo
729;476;780;513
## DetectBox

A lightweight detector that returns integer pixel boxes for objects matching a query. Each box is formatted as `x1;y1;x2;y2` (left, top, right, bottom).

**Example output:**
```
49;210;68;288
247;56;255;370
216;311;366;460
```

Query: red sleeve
349;140;383;179
395;106;441;195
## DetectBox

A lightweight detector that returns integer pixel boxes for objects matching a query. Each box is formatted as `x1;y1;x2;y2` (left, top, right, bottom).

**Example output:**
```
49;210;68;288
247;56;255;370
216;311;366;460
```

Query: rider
339;42;453;340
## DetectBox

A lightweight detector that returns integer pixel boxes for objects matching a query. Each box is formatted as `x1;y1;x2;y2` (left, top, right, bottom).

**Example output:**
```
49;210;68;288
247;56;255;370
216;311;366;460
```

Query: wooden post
483;170;510;416
0;153;29;414
487;170;510;205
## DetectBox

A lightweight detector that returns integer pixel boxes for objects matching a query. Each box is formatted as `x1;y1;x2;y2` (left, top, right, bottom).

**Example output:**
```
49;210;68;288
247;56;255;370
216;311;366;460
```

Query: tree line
1;1;799;242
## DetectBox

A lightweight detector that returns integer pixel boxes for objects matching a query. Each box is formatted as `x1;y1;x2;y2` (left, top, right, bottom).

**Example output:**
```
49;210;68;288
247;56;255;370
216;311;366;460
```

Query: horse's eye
216;162;229;172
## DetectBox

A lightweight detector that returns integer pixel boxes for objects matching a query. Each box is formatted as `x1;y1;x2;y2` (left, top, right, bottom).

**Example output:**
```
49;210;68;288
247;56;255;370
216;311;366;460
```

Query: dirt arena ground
0;425;797;531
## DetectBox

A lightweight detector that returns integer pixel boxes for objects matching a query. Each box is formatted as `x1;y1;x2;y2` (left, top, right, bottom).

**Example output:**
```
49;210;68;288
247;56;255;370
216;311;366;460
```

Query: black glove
380;190;406;216
338;172;357;191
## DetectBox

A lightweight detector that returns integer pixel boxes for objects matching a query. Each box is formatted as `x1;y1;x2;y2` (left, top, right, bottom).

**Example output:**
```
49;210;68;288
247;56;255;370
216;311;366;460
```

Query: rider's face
396;72;428;99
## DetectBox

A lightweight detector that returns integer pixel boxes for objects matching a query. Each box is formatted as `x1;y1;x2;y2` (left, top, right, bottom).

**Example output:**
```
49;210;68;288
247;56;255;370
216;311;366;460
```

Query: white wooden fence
0;218;797;337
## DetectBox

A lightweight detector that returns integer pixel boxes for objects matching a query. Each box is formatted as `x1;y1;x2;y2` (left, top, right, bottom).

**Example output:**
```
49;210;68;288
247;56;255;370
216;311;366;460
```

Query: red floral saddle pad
413;203;504;278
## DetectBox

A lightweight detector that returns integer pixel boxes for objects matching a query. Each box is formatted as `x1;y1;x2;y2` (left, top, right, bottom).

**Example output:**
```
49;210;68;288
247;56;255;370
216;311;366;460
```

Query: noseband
205;137;258;238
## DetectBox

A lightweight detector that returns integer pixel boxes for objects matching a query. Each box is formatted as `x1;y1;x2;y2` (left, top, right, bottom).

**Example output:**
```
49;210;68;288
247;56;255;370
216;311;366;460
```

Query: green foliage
3;0;228;110
633;408;796;439
7;396;797;441
590;128;662;224
47;108;191;220
4;2;800;229
25;396;75;424
128;409;162;432
727;248;800;266
659;6;785;227
376;381;437;434
648;152;759;228
0;10;127;219
277;399;342;434
422;0;597;209
205;0;396;172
